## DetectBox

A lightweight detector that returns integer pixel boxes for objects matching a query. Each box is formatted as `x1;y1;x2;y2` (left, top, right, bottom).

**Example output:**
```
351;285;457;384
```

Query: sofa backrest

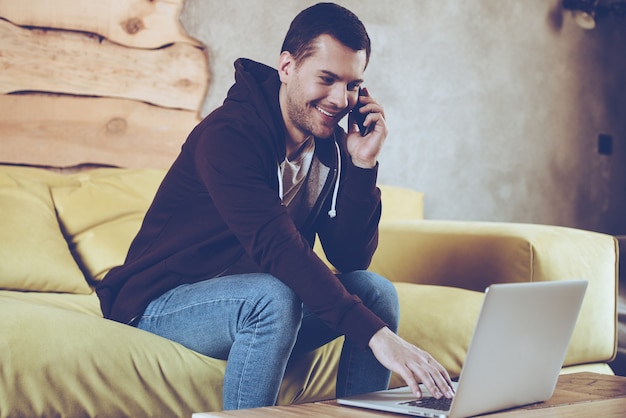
0;164;424;290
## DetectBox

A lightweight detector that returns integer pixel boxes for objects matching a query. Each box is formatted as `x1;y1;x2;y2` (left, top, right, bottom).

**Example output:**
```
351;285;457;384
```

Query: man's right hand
368;326;455;399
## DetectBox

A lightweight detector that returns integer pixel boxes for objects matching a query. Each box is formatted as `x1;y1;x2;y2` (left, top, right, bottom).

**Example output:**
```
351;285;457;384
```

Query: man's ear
278;51;294;83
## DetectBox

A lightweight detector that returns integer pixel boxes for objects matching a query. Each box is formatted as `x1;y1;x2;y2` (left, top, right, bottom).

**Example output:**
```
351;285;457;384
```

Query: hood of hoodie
225;58;287;163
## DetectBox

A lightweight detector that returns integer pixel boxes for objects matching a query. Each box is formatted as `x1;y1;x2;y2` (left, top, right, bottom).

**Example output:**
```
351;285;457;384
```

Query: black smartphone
352;88;370;136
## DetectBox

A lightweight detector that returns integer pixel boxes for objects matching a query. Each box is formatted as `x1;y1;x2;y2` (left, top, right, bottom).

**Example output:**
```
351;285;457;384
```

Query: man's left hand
347;88;388;169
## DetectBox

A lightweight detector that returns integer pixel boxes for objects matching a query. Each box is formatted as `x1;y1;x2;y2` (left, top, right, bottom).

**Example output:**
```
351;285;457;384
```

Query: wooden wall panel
0;19;209;111
0;0;198;49
0;0;210;168
0;95;200;169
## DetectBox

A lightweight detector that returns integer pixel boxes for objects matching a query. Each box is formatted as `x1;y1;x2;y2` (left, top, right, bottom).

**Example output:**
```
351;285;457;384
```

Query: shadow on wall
554;3;626;235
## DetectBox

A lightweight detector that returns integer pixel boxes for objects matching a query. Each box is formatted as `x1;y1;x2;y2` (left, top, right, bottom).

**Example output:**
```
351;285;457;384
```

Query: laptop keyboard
400;396;453;411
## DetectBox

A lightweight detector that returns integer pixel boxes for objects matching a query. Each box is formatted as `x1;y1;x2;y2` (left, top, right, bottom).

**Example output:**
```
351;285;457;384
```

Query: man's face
279;34;367;144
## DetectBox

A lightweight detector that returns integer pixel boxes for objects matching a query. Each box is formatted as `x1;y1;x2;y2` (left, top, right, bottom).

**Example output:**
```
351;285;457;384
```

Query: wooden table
193;372;626;417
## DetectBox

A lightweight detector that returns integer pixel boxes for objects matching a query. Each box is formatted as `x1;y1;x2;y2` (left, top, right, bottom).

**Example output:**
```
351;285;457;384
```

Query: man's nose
328;84;348;109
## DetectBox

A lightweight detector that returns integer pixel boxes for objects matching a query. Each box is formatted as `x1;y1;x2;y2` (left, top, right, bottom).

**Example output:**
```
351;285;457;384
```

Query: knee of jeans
373;281;399;332
346;271;399;326
254;276;303;326
372;274;399;313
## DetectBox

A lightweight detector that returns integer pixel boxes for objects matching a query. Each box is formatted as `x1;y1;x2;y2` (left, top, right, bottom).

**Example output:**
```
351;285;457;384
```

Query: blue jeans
136;270;399;410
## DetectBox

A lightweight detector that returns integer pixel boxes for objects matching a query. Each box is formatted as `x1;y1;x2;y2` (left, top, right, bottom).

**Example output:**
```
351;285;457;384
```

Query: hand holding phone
346;87;387;169
352;88;371;136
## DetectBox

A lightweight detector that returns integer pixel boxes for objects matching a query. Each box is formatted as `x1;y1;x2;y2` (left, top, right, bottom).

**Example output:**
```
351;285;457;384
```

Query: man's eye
348;84;360;92
320;77;334;84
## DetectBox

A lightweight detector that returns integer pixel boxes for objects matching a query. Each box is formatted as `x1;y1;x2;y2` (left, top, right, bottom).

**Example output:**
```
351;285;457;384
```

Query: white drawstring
327;141;341;218
277;163;284;201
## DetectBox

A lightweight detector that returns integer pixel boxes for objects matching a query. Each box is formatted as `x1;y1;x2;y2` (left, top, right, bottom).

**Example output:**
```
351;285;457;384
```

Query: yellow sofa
0;164;618;418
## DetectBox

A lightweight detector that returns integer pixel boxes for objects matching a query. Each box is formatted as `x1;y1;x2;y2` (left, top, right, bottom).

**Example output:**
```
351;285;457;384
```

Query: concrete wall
181;0;626;235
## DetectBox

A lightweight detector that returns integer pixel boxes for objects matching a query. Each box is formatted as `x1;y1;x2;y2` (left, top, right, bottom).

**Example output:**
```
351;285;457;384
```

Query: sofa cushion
0;289;102;316
0;295;226;417
0;164;80;188
379;185;424;222
0;292;348;416
0;172;90;294
51;168;166;282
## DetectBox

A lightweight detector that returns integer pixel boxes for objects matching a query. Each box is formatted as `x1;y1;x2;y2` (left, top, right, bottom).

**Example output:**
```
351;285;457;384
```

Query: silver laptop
338;280;588;418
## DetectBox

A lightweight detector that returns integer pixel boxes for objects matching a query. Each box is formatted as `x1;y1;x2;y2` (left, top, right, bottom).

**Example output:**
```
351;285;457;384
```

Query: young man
97;2;454;410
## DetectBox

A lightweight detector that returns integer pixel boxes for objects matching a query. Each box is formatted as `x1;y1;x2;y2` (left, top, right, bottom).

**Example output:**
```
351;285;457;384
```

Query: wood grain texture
0;95;200;168
0;0;199;49
195;373;626;418
0;19;209;111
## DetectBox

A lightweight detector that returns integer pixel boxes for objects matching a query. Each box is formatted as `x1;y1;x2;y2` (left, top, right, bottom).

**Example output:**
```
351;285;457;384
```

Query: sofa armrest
372;220;617;291
370;219;618;367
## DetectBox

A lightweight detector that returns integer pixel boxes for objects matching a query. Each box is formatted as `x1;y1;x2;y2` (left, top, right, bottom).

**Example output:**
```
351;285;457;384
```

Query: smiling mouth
315;105;337;118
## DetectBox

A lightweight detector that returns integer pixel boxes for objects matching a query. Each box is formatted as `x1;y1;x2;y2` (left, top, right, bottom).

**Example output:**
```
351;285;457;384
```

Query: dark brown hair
281;3;371;68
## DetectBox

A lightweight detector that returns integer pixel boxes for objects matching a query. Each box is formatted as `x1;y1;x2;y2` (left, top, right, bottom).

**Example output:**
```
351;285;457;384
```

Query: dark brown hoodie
96;58;386;348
